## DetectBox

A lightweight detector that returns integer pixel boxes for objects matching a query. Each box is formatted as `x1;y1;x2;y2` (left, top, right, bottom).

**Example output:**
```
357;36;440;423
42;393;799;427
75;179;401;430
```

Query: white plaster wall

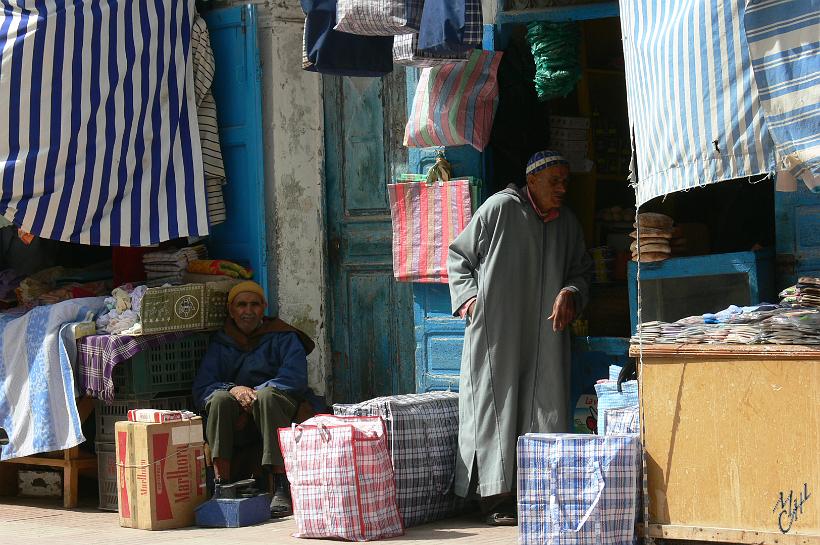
220;1;330;397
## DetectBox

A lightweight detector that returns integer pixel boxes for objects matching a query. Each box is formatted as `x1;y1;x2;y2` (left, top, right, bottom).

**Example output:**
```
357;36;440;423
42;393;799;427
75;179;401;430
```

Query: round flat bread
629;229;672;239
630;241;671;253
634;212;673;229
632;252;670;262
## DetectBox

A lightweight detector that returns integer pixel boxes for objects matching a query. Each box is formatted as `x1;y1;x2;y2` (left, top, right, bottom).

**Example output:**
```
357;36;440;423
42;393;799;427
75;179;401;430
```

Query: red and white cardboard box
115;416;207;530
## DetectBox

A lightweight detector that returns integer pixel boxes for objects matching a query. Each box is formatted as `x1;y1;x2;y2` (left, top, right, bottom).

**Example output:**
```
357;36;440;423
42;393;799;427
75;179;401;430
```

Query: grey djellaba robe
447;184;592;498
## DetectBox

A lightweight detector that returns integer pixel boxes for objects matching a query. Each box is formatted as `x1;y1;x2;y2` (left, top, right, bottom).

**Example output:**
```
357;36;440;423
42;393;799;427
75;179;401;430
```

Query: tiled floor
0;499;517;545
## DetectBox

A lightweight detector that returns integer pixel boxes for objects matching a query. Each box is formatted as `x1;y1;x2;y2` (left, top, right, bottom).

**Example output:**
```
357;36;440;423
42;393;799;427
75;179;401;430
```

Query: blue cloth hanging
301;0;393;77
416;0;483;54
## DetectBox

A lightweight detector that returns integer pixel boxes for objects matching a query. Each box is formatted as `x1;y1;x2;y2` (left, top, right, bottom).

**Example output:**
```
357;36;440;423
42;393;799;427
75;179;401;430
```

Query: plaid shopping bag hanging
404;50;503;151
279;415;404;542
335;0;424;35
393;33;471;68
388;178;474;283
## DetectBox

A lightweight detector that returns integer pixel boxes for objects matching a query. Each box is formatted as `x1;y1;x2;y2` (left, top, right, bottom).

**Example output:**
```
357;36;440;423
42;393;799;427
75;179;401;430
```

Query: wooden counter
631;343;819;544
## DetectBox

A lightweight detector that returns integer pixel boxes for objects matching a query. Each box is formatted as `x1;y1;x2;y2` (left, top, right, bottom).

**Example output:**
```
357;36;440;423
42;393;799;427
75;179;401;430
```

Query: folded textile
187;259;252;279
0;297;107;460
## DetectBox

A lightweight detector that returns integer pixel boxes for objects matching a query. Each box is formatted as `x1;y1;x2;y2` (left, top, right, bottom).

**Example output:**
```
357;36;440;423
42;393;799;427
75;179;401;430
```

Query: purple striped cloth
77;333;190;402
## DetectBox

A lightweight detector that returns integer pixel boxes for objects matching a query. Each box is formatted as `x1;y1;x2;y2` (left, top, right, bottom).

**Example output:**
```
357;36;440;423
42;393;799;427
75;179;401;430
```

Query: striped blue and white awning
0;0;208;246
620;0;819;206
745;0;819;192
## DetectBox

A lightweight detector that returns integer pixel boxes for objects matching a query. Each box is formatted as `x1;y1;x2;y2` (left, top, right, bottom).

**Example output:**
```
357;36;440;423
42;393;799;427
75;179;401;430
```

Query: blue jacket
192;329;308;410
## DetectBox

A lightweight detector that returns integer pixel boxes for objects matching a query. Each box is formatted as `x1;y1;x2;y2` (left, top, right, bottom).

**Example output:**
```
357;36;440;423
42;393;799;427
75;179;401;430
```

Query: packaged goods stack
549;115;592;173
631;213;673;262
142;245;208;285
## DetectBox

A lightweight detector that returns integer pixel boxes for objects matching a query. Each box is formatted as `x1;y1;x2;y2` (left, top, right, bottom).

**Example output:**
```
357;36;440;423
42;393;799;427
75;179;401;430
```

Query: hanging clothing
447;184;591;497
191;14;227;226
0;0;208;246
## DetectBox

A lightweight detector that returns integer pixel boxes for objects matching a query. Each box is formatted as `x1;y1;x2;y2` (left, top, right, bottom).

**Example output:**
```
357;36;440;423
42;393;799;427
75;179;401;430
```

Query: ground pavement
0;498;517;545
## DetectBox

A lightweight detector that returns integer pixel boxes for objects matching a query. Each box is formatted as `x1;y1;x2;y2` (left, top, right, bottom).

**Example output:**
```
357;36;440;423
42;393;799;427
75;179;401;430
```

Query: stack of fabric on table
631;305;820;345
630;213;673;262
142;245;207;284
779;276;820;308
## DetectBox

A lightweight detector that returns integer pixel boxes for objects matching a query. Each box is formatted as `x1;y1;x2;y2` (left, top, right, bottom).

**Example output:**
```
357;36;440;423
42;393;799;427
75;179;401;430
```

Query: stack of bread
630;213;673;262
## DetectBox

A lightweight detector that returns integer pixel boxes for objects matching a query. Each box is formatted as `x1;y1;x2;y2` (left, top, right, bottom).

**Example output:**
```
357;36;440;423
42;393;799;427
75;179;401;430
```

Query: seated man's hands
230;385;257;412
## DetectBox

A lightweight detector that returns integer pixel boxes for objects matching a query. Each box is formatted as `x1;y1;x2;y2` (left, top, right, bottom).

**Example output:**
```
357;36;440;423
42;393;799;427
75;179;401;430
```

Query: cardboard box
115;416;208;530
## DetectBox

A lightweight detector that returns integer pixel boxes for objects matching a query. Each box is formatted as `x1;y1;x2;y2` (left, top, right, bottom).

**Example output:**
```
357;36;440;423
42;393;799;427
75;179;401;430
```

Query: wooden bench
0;397;97;508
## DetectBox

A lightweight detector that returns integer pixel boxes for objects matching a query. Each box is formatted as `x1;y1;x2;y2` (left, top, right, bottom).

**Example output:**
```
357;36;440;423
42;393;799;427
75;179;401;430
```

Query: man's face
527;164;570;210
228;292;265;335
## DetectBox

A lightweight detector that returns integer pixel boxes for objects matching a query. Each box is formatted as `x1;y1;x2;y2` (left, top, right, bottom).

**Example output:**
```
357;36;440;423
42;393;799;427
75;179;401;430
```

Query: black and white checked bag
393;34;471;67
334;391;461;528
335;0;424;36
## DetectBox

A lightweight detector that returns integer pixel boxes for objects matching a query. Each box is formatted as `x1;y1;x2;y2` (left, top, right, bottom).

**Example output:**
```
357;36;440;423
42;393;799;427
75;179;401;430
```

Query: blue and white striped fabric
620;0;777;206
0;297;106;460
517;433;641;545
0;1;207;246
744;0;820;192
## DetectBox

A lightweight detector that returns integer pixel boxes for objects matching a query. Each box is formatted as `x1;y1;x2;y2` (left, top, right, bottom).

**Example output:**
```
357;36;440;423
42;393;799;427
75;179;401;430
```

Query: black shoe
270;473;292;518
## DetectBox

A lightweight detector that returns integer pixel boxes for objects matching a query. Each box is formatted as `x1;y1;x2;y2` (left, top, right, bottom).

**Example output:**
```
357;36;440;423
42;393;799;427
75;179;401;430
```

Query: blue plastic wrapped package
594;380;638;436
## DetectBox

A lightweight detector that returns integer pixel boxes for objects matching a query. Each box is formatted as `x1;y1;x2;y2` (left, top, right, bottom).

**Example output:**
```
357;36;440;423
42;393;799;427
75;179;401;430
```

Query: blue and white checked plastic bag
517;433;641;545
594;378;638;436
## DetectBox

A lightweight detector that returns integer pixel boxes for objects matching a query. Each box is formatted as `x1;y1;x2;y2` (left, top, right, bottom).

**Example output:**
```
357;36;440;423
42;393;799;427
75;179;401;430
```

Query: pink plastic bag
278;414;404;541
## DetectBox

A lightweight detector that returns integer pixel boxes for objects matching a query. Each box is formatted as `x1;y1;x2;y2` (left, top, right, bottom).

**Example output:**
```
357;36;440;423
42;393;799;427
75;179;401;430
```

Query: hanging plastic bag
404;50;503;151
387;176;477;283
301;0;393;77
335;0;424;36
416;0;482;54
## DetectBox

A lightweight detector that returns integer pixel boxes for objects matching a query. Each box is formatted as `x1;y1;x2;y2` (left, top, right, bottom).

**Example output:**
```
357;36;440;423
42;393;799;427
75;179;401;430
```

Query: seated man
193;280;315;517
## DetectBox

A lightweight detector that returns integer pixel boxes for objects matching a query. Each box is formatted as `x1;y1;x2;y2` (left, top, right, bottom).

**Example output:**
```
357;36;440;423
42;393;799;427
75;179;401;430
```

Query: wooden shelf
585;68;626;77
497;2;619;25
629;343;820;359
596;173;629;182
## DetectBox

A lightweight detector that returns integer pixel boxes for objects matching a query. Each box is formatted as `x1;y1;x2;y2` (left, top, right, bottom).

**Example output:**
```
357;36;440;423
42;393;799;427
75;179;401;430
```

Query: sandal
485;511;518;526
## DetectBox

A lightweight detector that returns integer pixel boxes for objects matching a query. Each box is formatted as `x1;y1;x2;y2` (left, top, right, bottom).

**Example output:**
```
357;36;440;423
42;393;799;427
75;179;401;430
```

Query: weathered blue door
325;74;416;403
203;6;268;296
775;182;820;287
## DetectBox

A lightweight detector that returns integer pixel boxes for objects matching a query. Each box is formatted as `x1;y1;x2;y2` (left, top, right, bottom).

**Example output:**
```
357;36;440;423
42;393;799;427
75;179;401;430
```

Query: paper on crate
115;416;207;530
127;409;197;423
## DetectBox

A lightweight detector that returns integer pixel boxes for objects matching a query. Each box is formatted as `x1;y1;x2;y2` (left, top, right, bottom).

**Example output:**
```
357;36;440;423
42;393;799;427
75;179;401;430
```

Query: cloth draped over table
619;0;819;206
0;297;106;460
0;0;208;246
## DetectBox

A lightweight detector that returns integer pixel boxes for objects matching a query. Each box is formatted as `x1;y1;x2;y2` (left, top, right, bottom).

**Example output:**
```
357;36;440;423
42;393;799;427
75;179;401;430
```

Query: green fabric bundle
526;21;582;101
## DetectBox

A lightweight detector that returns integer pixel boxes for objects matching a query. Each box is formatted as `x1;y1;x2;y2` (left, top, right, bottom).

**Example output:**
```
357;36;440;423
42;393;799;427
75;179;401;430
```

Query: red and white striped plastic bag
278;414;404;541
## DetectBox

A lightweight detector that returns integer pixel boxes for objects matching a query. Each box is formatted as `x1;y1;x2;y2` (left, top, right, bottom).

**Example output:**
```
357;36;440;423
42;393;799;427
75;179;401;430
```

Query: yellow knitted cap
227;281;267;306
